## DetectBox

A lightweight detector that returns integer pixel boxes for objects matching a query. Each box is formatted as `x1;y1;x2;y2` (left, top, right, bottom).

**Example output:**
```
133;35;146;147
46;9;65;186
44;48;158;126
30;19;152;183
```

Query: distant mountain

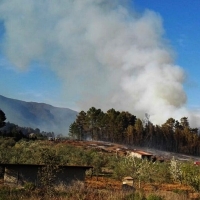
0;95;78;135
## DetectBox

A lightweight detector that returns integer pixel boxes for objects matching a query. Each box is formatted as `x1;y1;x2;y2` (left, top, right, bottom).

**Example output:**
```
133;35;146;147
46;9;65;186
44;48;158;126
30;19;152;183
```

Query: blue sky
0;0;200;125
0;55;63;105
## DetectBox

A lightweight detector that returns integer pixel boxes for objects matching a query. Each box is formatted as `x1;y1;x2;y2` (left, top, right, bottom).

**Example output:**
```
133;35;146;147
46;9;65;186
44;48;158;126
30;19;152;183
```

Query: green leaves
69;122;81;140
69;107;137;143
37;148;61;196
181;161;200;192
170;157;200;192
170;157;183;183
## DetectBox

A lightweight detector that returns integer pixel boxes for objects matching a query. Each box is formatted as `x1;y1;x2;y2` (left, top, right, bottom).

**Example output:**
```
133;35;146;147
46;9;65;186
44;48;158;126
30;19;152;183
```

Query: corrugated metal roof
133;150;153;156
0;163;93;168
123;176;133;180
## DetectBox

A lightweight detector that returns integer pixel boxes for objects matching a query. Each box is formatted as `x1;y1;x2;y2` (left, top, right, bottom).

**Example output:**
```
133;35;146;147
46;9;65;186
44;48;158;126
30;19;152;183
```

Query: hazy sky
0;0;200;126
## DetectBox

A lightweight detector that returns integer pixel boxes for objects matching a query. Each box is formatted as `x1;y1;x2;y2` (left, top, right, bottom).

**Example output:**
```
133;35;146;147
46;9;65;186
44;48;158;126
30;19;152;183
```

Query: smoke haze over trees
70;107;200;156
0;95;77;135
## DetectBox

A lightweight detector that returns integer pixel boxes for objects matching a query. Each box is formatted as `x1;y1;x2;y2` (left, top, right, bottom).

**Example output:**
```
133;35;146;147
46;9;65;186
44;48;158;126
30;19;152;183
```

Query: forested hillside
69;107;200;156
0;95;77;134
0;108;62;140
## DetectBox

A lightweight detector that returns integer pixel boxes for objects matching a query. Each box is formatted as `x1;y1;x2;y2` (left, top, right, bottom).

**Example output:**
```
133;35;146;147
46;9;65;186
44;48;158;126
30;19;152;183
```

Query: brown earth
85;176;193;192
57;139;129;156
85;176;200;200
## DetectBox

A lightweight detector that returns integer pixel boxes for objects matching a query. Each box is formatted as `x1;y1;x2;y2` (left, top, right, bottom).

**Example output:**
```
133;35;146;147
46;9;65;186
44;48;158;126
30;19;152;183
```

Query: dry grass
0;178;199;200
85;176;122;190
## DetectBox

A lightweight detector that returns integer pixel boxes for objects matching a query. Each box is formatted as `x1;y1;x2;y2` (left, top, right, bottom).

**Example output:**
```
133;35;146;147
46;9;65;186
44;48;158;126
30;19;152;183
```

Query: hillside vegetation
0;95;77;134
0;139;200;199
70;107;200;156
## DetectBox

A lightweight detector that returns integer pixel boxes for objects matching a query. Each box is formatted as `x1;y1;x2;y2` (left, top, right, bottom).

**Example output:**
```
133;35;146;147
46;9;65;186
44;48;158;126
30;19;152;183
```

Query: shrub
24;182;36;191
147;194;163;200
181;162;200;192
124;192;146;200
172;189;188;195
0;186;26;200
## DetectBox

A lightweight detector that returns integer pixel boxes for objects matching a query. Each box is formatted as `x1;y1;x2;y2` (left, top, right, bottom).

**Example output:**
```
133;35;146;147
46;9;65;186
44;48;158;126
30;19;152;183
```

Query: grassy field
0;176;198;200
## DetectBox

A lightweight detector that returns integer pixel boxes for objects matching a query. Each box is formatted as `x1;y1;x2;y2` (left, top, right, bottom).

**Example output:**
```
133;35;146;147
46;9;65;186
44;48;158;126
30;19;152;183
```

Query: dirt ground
85;176;193;192
59;139;130;157
58;139;200;161
85;176;200;199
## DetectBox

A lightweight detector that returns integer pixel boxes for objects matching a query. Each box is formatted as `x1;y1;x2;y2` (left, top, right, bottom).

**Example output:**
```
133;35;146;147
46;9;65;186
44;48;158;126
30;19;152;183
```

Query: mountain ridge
0;95;78;135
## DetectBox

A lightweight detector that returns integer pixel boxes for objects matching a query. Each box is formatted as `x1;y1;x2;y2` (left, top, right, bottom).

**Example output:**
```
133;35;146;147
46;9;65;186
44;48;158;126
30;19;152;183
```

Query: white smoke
0;0;199;127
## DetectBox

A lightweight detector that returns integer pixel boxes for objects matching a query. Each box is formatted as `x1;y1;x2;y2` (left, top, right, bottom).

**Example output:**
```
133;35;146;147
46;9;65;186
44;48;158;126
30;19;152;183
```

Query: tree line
69;107;200;156
0;109;55;141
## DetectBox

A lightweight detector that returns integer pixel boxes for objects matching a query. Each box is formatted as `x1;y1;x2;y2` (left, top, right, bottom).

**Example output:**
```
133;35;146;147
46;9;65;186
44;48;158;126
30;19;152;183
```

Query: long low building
0;164;92;186
129;150;153;160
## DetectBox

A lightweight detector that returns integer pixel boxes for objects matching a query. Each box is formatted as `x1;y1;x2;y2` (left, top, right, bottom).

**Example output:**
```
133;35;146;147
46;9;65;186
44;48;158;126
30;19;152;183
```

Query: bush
172;188;188;195
24;182;36;191
0;186;26;200
124;192;146;200
147;194;163;200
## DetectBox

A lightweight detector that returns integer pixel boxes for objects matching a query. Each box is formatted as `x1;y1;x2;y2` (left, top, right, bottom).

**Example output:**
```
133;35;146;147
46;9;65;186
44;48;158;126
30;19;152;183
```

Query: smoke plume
0;0;199;126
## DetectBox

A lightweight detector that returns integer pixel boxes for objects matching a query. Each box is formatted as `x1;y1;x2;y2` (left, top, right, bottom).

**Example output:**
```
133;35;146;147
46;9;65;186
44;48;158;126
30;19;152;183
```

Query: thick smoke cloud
0;0;199;126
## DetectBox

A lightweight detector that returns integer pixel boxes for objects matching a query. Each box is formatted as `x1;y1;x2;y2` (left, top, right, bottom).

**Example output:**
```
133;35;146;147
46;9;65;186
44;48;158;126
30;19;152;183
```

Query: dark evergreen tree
0;109;6;128
86;107;102;140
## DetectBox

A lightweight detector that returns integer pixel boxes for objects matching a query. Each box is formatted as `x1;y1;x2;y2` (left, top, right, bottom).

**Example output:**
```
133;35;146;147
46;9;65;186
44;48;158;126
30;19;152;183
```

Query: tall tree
118;111;136;129
106;108;120;142
0;109;6;128
126;125;134;145
134;119;143;145
180;117;190;129
161;118;176;151
76;111;87;140
164;118;176;130
144;122;155;147
94;110;106;141
86;107;102;140
69;122;80;140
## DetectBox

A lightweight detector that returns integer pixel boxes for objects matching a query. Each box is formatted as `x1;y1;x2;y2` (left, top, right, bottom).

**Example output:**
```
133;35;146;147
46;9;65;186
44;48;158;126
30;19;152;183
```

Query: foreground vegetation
0;139;200;199
0;180;194;200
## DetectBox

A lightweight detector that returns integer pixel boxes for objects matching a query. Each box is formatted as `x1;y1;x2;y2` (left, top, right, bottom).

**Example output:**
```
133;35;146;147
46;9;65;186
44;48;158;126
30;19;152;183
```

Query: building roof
0;163;93;169
132;150;153;156
123;176;133;180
